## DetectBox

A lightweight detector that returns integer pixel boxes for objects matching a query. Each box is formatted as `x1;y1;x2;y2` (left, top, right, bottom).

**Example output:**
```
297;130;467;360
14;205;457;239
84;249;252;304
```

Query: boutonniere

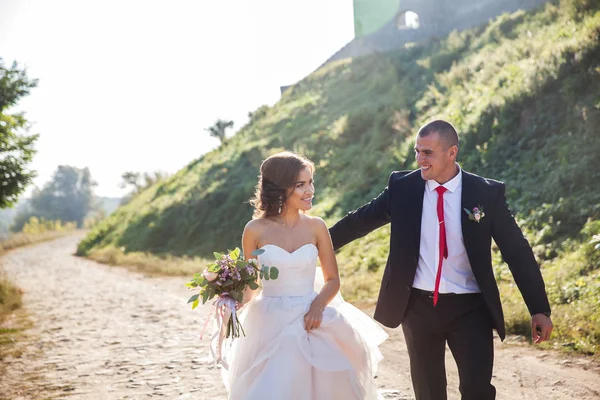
464;206;485;223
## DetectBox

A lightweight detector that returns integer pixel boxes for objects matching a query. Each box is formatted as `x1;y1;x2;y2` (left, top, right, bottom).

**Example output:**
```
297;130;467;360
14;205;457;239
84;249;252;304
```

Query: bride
219;151;388;399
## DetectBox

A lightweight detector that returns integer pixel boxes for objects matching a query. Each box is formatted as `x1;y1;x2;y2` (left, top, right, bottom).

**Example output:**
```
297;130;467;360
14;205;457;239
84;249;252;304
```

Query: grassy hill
78;0;600;354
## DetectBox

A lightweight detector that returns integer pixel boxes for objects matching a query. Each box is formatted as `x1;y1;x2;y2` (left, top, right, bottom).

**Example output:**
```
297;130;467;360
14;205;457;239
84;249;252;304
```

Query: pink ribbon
200;293;239;368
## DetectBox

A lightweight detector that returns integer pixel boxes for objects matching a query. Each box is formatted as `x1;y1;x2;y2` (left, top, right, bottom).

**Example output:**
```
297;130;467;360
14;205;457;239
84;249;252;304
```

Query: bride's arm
304;218;341;331
241;221;261;306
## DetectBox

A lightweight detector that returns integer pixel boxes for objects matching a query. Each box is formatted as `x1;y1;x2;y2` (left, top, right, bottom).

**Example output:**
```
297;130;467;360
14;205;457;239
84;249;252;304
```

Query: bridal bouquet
186;247;278;339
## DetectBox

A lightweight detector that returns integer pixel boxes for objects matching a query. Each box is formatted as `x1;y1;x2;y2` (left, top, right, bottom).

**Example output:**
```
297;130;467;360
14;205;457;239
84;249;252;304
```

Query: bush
581;219;600;271
22;217;76;234
0;277;22;323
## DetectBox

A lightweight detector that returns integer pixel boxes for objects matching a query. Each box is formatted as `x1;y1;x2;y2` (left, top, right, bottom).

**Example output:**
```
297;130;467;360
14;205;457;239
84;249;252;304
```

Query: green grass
0;278;27;364
497;218;600;355
0;230;76;253
86;245;210;276
78;0;600;355
0;277;22;324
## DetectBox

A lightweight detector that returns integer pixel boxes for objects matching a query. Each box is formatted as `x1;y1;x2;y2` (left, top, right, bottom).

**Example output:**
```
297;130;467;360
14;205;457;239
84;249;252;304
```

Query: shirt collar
426;164;462;193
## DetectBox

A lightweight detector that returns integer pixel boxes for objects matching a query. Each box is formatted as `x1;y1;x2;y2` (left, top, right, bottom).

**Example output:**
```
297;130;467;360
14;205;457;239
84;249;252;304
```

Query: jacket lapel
407;171;426;255
461;171;478;267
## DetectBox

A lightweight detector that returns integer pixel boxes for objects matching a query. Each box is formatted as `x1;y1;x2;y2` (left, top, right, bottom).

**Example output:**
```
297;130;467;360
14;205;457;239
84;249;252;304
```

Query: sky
0;0;355;197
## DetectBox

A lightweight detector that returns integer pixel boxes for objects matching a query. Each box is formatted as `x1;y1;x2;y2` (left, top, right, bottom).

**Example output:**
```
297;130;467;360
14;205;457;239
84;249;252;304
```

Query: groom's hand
531;313;553;343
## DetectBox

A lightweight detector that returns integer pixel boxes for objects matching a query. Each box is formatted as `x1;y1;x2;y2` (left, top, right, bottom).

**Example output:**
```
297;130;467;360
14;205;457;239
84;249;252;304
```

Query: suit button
405;285;411;292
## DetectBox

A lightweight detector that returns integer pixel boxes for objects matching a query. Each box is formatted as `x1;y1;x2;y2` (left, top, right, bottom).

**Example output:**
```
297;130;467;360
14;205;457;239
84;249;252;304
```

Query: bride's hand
303;304;324;331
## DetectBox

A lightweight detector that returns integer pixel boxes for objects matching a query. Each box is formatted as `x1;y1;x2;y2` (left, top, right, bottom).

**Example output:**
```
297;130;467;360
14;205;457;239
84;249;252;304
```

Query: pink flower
203;269;219;282
464;205;485;223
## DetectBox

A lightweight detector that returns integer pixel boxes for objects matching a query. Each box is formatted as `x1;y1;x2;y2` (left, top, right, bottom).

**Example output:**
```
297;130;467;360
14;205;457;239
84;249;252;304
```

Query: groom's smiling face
415;132;458;184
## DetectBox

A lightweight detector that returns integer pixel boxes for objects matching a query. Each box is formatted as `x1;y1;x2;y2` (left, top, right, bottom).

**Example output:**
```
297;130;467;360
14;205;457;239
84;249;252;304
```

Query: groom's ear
448;145;458;160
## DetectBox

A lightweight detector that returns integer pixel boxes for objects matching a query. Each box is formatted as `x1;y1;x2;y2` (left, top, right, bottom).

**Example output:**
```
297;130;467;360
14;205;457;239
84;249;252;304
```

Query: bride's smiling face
285;167;314;212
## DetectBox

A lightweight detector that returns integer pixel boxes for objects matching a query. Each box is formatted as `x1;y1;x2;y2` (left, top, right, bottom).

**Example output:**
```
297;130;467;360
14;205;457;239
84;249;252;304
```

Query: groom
329;120;553;399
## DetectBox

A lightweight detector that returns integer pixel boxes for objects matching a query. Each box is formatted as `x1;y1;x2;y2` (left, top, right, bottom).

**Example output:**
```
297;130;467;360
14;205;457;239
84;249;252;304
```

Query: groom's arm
491;183;551;316
329;173;393;251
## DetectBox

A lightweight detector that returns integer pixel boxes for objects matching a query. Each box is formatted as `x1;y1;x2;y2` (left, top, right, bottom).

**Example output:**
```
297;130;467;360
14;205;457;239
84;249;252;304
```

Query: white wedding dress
218;243;388;400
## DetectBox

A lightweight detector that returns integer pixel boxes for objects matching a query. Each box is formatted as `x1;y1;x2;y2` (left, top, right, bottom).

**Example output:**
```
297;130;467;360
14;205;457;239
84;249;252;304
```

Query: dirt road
1;235;599;399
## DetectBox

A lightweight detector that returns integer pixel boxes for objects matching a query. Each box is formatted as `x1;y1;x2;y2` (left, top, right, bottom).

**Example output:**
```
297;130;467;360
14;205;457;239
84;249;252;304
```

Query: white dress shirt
412;166;481;293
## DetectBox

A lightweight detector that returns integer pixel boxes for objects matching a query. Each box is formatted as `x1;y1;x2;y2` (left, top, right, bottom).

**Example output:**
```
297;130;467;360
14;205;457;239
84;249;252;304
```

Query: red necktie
433;186;448;306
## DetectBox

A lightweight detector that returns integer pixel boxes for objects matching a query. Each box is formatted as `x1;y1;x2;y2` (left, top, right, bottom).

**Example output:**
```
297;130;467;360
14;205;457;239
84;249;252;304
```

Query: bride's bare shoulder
244;218;270;233
303;214;325;224
303;215;327;231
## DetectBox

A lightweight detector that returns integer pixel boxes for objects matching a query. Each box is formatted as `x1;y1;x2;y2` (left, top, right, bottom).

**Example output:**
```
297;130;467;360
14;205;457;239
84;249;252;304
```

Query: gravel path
1;235;599;399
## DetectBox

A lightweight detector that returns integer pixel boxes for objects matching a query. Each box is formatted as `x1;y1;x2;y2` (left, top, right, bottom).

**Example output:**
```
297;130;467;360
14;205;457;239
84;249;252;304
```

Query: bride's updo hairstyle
250;151;314;219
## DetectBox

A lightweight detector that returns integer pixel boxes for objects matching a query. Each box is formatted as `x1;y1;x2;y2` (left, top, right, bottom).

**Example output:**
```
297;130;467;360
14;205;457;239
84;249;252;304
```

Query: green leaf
248;281;259;290
230;248;241;260
251;249;265;256
235;260;247;268
206;286;215;300
187;294;199;304
185;281;198;288
207;263;220;272
261;267;270;280
213;252;223;260
194;275;207;285
192;298;200;310
201;290;210;304
463;208;472;215
230;290;242;302
269;267;279;280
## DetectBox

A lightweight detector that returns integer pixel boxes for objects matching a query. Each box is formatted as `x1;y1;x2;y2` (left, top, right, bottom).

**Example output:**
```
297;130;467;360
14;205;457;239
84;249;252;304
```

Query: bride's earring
278;197;283;214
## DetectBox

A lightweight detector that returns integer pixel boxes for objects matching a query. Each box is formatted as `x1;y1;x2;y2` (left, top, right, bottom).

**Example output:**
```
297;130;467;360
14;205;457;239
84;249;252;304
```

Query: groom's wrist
533;311;551;317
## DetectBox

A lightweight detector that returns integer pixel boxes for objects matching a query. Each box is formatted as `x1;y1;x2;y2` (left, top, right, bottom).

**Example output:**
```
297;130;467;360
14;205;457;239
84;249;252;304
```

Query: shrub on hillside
581;219;600;271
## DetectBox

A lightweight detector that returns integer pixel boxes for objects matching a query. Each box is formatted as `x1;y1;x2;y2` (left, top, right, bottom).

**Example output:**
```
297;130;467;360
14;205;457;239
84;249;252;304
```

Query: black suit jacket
329;169;551;340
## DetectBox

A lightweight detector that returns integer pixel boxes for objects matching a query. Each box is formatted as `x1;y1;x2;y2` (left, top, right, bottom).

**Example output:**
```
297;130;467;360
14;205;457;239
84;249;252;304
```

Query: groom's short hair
418;120;459;149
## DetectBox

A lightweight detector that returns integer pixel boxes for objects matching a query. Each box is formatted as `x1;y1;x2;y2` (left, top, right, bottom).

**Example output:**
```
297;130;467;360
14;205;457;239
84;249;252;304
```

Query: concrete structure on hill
280;0;549;94
329;0;550;62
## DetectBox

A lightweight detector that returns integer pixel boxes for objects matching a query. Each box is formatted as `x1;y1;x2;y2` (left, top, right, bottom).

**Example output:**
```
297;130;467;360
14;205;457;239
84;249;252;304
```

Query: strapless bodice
257;243;318;297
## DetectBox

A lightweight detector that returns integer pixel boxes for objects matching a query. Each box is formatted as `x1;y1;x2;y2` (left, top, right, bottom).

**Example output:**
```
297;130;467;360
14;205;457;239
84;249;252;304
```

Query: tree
12;166;96;231
205;119;234;144
119;171;142;193
119;170;170;205
142;170;168;188
0;58;39;208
